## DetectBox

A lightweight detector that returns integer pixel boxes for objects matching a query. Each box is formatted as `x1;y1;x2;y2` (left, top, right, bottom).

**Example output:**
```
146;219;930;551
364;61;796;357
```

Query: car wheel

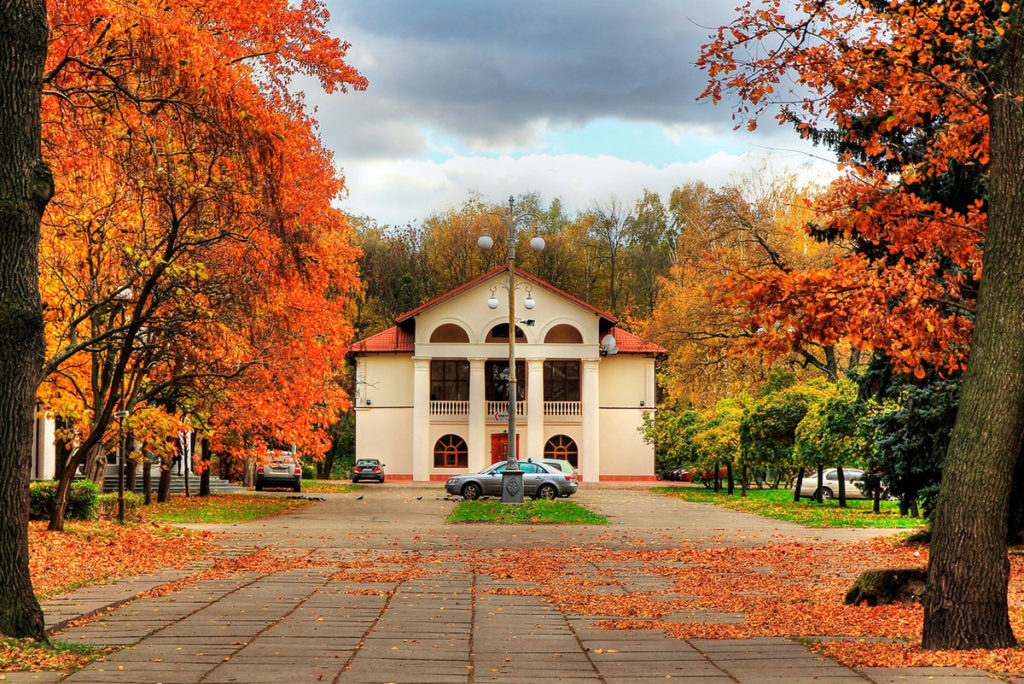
293;480;301;492
817;487;834;501
255;477;264;492
537;484;557;500
462;482;481;500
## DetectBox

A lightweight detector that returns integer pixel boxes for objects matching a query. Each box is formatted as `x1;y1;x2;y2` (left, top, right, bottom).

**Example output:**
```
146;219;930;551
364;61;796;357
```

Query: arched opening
429;323;470;343
544;435;579;467
434;434;468;468
485;323;527;343
544;324;583;344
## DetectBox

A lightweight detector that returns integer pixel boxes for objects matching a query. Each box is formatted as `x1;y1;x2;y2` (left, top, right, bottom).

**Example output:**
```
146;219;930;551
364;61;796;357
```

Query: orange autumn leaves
697;1;1000;377
467;539;1024;672
28;521;214;600
38;0;366;465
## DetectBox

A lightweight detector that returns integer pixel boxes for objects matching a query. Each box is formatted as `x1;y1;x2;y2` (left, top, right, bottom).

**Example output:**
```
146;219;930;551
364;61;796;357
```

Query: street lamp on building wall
478;196;545;504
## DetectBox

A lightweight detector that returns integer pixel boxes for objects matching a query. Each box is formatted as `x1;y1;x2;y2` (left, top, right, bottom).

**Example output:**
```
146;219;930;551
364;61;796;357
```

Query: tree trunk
837;465;847;508
713;461;720;493
873;487;881;514
793;467;805;502
741;465;748;498
199;437;211;497
0;0;51;641
923;7;1024;650
124;456;136;493
726;463;734;495
142;460;152;505
815;465;824;503
53;416;70;480
157;467;171;503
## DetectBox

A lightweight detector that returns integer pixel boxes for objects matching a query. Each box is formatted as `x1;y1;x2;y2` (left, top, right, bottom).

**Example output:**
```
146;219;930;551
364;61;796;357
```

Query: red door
490;434;520;463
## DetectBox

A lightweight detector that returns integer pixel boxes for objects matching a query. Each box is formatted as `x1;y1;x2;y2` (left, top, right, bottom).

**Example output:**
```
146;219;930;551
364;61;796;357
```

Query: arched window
434;434;468;468
429;323;470;343
543;324;583;344
485;323;527;343
544;435;579;467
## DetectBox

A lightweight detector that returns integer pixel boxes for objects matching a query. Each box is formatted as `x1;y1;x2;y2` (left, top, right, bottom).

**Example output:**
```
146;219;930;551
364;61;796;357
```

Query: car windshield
356;460;379;466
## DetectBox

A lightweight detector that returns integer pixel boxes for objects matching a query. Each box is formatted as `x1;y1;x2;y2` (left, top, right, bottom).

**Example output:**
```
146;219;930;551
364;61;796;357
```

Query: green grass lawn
447;499;609;524
143;494;310;524
651;486;926;528
300;480;366;494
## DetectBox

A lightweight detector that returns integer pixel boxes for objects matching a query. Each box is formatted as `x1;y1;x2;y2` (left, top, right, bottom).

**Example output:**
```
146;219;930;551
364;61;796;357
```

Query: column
412;358;431;482
468;358;487;472
581;359;601;483
526;359;545;461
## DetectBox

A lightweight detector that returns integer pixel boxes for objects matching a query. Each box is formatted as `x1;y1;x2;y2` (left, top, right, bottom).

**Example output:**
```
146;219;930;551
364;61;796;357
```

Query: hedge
29;480;99;521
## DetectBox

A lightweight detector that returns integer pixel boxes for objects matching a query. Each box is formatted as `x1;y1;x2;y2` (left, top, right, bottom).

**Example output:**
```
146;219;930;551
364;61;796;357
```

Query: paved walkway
7;484;1016;683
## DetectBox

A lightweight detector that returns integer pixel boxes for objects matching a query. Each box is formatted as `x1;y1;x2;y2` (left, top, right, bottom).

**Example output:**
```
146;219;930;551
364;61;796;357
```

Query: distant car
445;460;578;500
256;451;301;492
540;458;578;486
352;459;386;483
794;467;872;501
661;466;688;481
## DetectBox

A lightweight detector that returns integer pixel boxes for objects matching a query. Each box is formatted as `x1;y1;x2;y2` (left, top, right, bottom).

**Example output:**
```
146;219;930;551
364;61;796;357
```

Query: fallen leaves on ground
0;638;110;673
29;520;215;599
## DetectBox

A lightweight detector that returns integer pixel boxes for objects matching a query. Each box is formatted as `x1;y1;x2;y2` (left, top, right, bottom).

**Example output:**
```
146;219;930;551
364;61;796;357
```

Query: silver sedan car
445;460;578;500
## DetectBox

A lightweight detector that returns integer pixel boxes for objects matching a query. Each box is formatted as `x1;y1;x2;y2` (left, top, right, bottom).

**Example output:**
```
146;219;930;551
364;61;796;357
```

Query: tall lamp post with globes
478;196;545;504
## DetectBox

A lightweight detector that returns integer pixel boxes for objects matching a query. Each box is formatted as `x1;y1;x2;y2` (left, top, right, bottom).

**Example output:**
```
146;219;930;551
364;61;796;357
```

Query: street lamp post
478;196;545;504
114;409;130;523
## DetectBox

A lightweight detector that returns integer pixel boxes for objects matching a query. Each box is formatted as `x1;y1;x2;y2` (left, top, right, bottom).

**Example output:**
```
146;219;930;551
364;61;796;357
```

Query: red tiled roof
395;265;618;325
346;326;414;354
609;327;667;355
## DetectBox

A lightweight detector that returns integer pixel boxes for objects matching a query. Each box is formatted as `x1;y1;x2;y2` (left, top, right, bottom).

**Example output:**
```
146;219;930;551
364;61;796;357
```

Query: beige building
347;266;664;483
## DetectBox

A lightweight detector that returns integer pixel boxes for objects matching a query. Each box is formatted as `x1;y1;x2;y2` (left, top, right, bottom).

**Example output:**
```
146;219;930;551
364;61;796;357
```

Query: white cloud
338;151;838;225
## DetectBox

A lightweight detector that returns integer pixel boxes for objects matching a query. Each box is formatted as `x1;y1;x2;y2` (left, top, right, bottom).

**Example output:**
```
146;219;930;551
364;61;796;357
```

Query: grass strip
447;499;608;524
143;494;309;524
299;481;366;494
651;486;926;528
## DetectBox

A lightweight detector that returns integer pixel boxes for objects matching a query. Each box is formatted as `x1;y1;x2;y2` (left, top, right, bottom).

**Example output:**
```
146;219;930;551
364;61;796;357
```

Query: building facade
347;266;665;483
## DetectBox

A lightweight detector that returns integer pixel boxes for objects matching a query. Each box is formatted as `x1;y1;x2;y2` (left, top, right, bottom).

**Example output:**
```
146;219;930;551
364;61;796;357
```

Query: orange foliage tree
39;0;365;529
700;0;1024;650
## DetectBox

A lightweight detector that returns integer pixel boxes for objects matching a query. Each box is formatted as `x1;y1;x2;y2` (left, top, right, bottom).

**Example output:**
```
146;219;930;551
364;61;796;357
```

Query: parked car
793;467;873;501
256;451;301;492
661;466;689;481
445;459;578;500
352;458;386;483
540;458;578;485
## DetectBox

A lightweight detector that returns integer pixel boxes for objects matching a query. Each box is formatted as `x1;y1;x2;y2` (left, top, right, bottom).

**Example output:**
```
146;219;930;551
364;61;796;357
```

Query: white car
794;467;871;501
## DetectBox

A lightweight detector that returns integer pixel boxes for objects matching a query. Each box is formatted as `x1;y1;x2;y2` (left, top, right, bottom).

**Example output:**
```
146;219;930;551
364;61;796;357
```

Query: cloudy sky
309;1;834;225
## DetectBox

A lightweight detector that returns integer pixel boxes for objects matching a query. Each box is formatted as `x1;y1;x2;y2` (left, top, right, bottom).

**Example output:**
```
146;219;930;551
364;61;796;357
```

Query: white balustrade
544;401;582;417
430;400;469;417
486;401;525;419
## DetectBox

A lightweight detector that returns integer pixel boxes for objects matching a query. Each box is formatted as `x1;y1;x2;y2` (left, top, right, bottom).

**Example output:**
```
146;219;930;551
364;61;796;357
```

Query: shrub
29;480;99;521
301;464;316;480
96;491;145;517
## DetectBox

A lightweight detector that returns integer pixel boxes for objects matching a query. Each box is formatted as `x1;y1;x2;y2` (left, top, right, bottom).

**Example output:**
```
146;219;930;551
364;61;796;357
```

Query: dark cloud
317;0;738;159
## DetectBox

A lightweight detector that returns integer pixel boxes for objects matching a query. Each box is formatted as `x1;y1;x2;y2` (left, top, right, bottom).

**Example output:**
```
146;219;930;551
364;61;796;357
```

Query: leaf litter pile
29;520;215;599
